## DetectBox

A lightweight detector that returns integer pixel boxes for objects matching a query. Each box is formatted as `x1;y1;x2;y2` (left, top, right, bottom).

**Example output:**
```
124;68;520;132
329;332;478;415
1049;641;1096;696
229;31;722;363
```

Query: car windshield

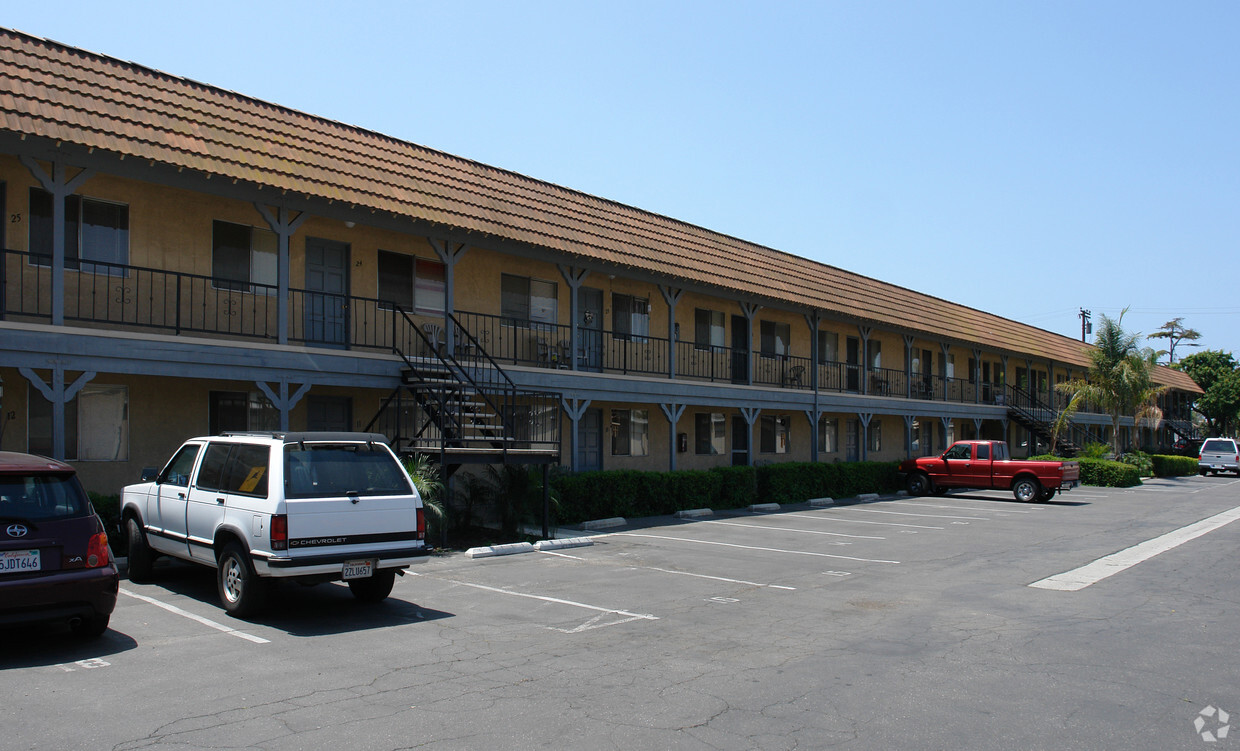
0;473;88;521
284;444;412;498
1201;439;1236;453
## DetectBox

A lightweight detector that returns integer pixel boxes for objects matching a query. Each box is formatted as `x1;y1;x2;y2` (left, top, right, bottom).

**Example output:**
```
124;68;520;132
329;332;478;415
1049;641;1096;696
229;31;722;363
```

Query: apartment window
28;384;129;461
867;339;882;369
613;294;650;341
501;274;558;326
208;391;279;435
760;415;790;454
869;421;882;453
212;220;277;293
29;188;130;274
377;251;446;314
760;321;791;356
695;413;726;455
968;357;977;384
611;409;649;456
694;309;725;350
817;331;839;364
818;416;838;454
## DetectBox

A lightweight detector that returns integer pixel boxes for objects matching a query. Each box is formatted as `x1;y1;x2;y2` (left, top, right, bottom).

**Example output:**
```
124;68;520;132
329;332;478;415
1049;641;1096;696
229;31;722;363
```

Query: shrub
1079;442;1112;460
1120;451;1154;477
552;462;900;523
709;466;758;509
1151;454;1198;477
757;461;901;505
1076;458;1142;487
88;492;123;556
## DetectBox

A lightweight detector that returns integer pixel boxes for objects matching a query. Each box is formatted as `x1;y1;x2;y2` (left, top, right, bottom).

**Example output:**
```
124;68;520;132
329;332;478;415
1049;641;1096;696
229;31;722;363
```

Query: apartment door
577;287;603;372
576;408;602;471
846;337;860;392
731;416;749;466
846;419;860;461
304;237;349;348
730;315;749;384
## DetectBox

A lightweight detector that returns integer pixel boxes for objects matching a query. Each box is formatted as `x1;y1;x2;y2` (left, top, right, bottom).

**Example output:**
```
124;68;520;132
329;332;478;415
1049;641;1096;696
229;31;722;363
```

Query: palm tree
1056;309;1167;456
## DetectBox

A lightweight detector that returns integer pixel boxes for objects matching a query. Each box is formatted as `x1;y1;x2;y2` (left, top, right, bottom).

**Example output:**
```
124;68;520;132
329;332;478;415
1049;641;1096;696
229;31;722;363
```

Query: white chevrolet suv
121;432;426;616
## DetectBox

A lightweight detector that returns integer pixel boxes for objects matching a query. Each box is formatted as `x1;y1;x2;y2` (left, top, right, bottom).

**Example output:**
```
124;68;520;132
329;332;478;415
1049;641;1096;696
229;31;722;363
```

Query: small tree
1057;309;1167;456
1178;350;1240;436
1148;317;1202;364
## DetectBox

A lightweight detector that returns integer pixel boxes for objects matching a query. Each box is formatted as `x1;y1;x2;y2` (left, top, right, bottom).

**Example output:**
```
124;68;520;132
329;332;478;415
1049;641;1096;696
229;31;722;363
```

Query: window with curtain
760;415;790;454
695;413;726;455
760;321;791;356
817;416;838;453
612;294;649;341
29;187;130;275
501;274;558;326
610;408;649;456
212;220;277;293
378;251;446;314
28;384;129;461
817;331;839;363
694;309;725;350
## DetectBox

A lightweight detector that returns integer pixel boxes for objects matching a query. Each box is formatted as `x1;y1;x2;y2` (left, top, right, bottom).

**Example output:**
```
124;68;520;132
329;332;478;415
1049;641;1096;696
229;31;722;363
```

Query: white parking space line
119;588;269;644
609;533;900;564
892;500;1031;514
700;519;885;540
634;566;797;590
409;573;658;621
833;507;988;521
1029;504;1240;591
783;512;944;530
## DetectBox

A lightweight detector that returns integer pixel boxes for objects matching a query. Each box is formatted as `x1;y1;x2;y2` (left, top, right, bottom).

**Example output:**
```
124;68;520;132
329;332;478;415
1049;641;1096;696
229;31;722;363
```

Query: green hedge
1029;456;1143;488
1077;458;1142;488
553;461;898;524
757;461;902;505
1151;454;1198;477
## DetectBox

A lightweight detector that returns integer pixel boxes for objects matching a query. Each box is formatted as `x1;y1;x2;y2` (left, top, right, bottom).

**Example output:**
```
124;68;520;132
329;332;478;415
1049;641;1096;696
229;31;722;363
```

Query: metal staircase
366;308;561;475
1004;385;1090;457
1162;417;1201;444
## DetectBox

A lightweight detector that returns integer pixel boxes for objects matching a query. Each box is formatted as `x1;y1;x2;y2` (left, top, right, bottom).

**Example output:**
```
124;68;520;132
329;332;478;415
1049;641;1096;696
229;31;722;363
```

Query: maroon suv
0;451;119;637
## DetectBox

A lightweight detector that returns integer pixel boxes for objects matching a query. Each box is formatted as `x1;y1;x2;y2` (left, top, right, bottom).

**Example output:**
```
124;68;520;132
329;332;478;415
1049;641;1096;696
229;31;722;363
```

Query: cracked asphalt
4;475;1239;750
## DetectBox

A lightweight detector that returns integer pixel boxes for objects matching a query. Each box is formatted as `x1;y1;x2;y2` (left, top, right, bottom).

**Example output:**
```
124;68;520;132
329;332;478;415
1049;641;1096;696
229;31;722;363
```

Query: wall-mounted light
344;221;356;229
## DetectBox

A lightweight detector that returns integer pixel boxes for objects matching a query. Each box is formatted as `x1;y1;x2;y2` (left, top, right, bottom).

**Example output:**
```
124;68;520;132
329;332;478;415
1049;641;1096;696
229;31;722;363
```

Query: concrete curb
674;508;713;519
465;542;535;559
533;537;594;552
748;503;780;513
808;497;835;507
579;517;627;530
857;493;880;502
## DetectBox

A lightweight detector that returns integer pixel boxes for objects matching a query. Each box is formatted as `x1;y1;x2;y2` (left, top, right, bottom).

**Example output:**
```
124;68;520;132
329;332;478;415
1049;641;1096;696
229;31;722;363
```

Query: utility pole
1078;309;1092;343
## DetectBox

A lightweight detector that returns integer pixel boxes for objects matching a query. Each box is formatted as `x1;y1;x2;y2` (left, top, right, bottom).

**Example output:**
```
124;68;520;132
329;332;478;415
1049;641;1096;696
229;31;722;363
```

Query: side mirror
140;467;159;482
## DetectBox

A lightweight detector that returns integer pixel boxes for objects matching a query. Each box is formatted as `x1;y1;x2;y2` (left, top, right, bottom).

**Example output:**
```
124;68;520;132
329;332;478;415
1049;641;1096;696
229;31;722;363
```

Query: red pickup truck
898;440;1080;502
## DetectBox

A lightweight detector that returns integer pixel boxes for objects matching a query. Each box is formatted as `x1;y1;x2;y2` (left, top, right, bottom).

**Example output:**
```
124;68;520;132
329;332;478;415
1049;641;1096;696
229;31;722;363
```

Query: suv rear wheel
217;543;266;617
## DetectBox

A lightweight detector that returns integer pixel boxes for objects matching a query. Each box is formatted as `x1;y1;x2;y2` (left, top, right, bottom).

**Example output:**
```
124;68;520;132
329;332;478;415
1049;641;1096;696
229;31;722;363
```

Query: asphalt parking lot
4;475;1240;750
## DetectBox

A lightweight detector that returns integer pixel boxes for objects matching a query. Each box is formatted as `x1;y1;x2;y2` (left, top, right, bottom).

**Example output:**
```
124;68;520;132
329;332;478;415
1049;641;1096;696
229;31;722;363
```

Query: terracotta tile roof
0;29;1200;393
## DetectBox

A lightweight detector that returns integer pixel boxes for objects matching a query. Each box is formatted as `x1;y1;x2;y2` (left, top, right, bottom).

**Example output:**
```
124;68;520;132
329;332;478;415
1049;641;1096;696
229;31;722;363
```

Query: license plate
0;550;40;573
342;559;375;580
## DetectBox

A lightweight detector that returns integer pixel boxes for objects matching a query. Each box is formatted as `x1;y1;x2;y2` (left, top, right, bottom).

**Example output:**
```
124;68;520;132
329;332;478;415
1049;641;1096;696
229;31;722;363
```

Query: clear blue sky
9;1;1239;360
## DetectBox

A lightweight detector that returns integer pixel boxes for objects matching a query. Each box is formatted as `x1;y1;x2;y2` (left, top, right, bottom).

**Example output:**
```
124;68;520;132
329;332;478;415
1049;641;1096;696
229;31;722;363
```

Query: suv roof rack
218;431;389;444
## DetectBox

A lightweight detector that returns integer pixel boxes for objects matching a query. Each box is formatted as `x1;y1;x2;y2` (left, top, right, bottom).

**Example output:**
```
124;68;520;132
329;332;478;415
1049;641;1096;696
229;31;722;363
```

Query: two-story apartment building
0;29;1201;495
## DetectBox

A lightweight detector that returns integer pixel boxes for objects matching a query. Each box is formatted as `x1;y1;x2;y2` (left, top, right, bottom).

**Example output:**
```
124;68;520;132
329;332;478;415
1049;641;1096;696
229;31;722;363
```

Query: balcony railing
0;248;1125;409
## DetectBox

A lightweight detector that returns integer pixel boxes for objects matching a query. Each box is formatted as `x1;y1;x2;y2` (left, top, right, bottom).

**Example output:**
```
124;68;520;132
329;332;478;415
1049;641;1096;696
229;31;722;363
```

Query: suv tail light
86;532;110;568
416;508;425;541
271;514;288;551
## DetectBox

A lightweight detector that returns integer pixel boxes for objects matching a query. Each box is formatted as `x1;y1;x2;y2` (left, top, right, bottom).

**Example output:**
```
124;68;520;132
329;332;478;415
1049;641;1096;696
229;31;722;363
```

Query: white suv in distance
1198;437;1240;476
121;432;426;616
